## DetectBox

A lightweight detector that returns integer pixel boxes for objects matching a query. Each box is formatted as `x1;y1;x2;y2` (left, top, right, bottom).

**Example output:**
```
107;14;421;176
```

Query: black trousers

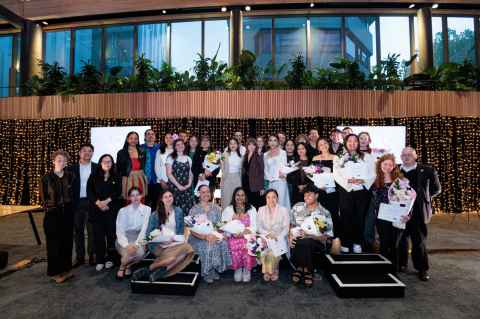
377;219;403;273
91;211;117;265
290;238;327;272
398;210;429;272
247;190;264;209
319;190;341;238
44;205;74;276
146;183;161;209
338;188;371;249
74;199;94;260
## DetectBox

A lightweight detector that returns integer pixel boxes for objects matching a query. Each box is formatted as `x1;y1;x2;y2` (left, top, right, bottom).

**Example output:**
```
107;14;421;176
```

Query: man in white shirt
69;144;97;267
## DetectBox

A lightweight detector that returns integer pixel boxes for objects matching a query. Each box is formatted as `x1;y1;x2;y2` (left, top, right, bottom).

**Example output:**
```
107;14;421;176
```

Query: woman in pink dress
222;187;257;282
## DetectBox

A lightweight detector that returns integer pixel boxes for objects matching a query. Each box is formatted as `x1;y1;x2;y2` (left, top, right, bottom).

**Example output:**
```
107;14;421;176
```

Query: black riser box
328;272;406;298
131;272;200;296
324;253;393;274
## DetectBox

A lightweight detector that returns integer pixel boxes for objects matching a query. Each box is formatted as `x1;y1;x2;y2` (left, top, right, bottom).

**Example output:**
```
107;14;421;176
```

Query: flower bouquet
245;234;267;258
184;214;223;240
387;177;417;229
280;160;300;176
302;165;335;189
219;219;246;235
339;152;360;168
203;151;222;173
291;214;332;237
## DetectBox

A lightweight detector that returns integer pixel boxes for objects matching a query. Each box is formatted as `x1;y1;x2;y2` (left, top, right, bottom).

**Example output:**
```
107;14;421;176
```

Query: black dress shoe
72;258;85;268
419;271;430;281
88;255;96;266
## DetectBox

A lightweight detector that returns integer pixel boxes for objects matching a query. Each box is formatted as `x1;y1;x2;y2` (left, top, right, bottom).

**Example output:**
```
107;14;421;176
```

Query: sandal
271;271;279;282
303;271;313;288
291;269;303;284
116;267;126;280
263;273;271;282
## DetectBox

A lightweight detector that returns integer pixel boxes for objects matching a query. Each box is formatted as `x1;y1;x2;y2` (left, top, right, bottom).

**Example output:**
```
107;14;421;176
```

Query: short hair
402;146;418;159
303;184;318;195
79;143;94;152
308;128;319;135
343;126;352;131
51;149;70;162
144;129;155;136
330;128;342;134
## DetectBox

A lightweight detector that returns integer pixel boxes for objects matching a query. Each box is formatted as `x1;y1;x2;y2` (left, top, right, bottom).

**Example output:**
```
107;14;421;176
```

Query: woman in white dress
264;135;291;209
333;134;376;254
221;138;243;208
154;132;175;191
115;187;151;279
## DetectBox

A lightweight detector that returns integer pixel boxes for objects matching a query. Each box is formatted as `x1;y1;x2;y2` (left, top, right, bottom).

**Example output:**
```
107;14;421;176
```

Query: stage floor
0;211;479;319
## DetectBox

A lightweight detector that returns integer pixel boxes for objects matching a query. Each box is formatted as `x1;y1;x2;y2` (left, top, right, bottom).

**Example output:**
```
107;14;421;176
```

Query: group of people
39;126;441;287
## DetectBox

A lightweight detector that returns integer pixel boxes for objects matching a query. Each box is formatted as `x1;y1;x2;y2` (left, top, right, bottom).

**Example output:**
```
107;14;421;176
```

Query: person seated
257;189;290;282
222;187;257;283
133;189;195;281
289;185;334;288
115;187;151;279
188;185;232;284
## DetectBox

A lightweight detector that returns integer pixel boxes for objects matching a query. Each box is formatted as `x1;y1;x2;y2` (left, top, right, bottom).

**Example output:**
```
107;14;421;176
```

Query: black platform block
324;253;393;274
0;251;7;269
131;271;200;296
328;272;406;298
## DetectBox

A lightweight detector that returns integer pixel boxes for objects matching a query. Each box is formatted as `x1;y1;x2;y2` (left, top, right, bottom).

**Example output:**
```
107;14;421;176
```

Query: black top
116;147;146;177
306;143;319;160
312;159;334;172
286;154;296;164
287;159;312;205
67;162;98;205
331;143;345;156
87;173;122;220
40;171;75;209
192;149;208;181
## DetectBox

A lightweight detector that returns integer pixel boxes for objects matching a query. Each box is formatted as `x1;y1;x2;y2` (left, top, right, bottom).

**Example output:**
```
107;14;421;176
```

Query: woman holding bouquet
242;138;264;209
371;154;409;273
264;135;291;210
312;138;341;240
117;132;147;201
166;139;194;216
257;189;290;282
87;154;122;272
188;185;231;283
221;138;243;208
287;142;311;205
222;187;258;282
333;134;376;254
133;190;194;281
115;187;151;279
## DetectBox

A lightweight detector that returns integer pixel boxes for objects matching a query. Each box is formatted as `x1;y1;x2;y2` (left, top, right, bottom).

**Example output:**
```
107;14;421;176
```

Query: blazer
242;152;264;192
68;162;98;205
145;206;185;253
116;147;146;177
86;173;122;221
40;171;75;209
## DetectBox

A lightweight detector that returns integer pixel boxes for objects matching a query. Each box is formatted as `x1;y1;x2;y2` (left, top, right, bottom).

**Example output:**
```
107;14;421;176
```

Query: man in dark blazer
398;146;441;281
69;144;98;267
329;128;345;156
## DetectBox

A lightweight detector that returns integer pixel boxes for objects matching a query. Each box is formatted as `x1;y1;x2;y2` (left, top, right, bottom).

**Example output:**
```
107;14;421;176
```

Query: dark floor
1;212;480;319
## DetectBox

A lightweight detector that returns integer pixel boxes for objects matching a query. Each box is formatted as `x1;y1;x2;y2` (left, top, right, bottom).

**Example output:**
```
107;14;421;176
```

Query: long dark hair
169;139;185;160
123;131;140;151
226;138;241;157
344;134;365;159
358;131;372;154
96;154;117;178
244;138;258;159
156;189;174;228
230;187;252;213
295;142;310;163
316;137;335;155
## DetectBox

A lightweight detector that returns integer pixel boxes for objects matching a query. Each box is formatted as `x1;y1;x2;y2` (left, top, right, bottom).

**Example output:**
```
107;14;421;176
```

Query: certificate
345;162;367;180
378;203;410;223
280;164;299;175
317;173;335;188
266;238;288;257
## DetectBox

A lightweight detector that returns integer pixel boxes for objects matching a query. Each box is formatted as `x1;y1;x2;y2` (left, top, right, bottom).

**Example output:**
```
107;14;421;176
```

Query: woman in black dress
312;138;341;240
40;150;75;283
87;154;122;272
287;142;311;205
242;138;265;208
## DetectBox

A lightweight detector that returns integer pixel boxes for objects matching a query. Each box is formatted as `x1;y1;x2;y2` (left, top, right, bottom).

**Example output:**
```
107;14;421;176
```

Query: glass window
204;20;230;64
105;25;134;76
345;16;377;73
432;17;444;67
74;28;102;73
380;16;411;65
447;17;475;64
170;21;202;73
242;17;273;71
44;30;71;73
310;16;342;69
0;36;13;97
274;17;307;77
138;23;169;69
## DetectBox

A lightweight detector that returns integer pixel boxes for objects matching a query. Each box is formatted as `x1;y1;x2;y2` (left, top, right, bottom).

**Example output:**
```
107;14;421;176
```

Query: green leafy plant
26;61;67;96
285;54;313;89
193;45;228;90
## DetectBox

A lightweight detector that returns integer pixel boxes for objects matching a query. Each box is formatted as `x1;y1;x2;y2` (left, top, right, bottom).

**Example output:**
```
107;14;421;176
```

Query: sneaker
95;264;104;272
353;244;362;254
105;261;114;269
132;267;150;281
212;271;220;281
124;268;132;277
234;268;243;282
340;246;350;253
242;269;251;282
204;277;214;284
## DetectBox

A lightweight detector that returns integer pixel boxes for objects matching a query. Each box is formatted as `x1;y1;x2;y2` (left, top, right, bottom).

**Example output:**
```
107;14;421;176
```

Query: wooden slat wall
0;90;479;119
2;0;479;21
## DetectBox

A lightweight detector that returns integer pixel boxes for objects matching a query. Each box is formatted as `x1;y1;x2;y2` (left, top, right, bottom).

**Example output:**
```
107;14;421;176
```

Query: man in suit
329;128;344;155
141;129;161;209
306;128;320;159
69;144;98;267
399;146;441;281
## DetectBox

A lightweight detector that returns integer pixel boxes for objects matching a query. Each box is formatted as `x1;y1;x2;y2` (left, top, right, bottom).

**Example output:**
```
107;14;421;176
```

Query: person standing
221;138;244;209
117;132;147;200
242;138;264;209
70;144;97;267
40;150;76;283
333;134;376;254
141;129;161;209
306;128;320;159
287;142;311;205
87;154;122;272
398;147;441;281
277;132;287;149
329;128;344;156
154;132;175;192
264;135;291;209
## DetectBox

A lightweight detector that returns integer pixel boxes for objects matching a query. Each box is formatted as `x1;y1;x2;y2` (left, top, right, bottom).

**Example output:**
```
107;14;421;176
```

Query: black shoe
132;267;150;281
419;271;430;281
72;258;85;268
88;255;96;266
149;267;168;282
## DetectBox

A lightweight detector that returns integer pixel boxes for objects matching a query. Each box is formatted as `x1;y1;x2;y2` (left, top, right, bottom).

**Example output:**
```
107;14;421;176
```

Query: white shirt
333;152;376;192
164;210;177;233
400;163;417;173
154;148;174;183
79;162;92;198
227;152;243;174
224;145;246;156
116;204;151;248
264;149;287;182
221;205;257;233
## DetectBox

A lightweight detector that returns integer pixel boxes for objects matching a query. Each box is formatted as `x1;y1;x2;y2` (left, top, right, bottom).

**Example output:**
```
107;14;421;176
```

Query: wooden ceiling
1;0;479;21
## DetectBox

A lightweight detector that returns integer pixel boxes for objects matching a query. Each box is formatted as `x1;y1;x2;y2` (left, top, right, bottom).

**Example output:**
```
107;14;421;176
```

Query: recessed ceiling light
245;6;251;11
432;3;439;9
409;4;415;9
162;10;167;14
310;3;315;8
221;7;227;12
41;21;48;25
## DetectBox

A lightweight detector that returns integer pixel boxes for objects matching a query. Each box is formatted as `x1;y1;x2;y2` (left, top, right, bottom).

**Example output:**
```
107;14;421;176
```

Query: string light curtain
0;116;478;214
